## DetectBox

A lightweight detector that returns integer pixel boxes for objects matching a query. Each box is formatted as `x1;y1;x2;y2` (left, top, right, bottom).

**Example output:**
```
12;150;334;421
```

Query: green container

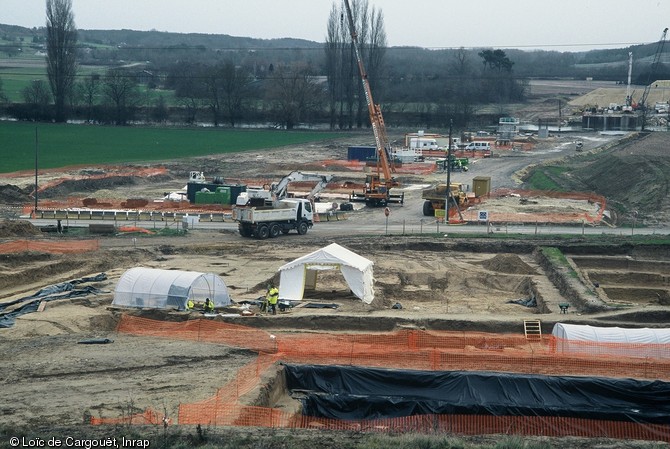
216;186;231;205
224;184;247;205
195;192;215;204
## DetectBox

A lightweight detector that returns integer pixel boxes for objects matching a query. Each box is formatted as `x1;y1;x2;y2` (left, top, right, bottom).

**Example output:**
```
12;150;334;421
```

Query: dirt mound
0;184;32;204
481;254;537;275
0;219;42;238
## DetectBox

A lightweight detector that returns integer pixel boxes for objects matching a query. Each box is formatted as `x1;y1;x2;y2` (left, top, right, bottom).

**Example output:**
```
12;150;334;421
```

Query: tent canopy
278;243;374;304
113;267;231;310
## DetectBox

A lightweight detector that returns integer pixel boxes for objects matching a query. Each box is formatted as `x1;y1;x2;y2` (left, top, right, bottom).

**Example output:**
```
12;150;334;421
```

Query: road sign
384;207;390;217
478;210;489;222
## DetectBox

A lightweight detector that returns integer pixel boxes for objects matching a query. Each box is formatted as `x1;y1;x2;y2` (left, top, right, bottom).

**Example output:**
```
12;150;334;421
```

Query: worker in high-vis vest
203;298;214;313
266;284;279;315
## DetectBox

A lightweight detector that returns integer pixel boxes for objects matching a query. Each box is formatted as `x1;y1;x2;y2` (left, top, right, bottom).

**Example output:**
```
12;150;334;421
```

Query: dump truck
422;183;469;217
232;198;314;238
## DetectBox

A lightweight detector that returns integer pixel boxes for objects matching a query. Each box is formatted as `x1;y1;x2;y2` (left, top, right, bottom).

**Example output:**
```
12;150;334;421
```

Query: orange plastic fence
471;188;608;224
0;239;100;254
109;316;670;441
180;400;670;441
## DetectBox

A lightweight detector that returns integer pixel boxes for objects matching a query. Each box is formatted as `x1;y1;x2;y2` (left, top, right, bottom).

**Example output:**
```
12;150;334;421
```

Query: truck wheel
255;224;270;239
423;201;435;216
239;225;253;237
297;221;309;235
269;223;281;238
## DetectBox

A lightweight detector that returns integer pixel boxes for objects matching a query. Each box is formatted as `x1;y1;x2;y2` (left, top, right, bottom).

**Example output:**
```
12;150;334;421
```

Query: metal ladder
523;319;542;341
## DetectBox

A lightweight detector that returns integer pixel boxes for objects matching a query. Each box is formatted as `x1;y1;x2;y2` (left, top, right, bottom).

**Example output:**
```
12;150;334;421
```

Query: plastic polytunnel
113;267;231;310
552;323;670;359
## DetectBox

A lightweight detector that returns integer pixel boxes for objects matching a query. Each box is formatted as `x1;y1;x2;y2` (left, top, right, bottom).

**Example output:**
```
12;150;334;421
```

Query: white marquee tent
552;323;670;359
113;267;231;310
278;243;374;304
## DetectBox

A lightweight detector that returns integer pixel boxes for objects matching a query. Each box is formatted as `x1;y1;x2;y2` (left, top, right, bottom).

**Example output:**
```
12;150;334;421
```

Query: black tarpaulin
0;273;107;328
283;364;670;424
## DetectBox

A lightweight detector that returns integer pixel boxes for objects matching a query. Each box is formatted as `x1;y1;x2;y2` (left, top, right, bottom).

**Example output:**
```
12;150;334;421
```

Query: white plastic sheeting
552;323;670;359
278;243;374;304
113;267;231;310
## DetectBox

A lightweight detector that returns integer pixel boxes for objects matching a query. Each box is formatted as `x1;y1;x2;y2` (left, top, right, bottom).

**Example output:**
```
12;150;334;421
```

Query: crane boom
625;52;633;107
639;28;668;112
343;0;402;206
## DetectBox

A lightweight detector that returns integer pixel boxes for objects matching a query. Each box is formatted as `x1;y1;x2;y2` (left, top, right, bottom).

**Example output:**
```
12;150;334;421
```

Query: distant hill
0;23;323;50
1;22;669;82
77;28;323;50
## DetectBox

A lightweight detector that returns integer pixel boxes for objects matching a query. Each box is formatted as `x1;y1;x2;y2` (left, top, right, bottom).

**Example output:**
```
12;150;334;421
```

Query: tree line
1;0;667;129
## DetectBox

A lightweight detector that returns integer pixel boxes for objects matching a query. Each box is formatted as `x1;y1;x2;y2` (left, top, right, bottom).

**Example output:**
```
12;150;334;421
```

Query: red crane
343;0;403;206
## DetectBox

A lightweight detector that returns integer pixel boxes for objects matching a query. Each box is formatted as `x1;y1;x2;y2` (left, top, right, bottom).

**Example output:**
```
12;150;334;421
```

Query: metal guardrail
36;209;228;222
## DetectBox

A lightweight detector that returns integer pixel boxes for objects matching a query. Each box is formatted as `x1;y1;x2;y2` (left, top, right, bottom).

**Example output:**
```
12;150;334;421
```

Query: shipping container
347;146;377;161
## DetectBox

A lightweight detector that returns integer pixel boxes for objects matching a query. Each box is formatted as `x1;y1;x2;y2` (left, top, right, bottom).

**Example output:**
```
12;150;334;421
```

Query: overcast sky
3;0;670;51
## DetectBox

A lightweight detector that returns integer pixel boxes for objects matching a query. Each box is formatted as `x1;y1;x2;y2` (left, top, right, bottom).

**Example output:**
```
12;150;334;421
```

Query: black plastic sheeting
0;273;107;328
283;364;670;424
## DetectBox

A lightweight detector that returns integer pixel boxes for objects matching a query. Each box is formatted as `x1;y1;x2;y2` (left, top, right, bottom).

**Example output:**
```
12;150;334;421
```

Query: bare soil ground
1;124;669;448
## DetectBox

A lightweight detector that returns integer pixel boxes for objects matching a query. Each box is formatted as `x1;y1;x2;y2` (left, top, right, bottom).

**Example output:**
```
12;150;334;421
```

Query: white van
409;137;439;151
464;141;491;157
464;141;491;150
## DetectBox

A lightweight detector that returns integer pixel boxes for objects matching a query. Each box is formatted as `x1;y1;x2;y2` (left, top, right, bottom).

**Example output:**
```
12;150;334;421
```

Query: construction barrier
478;188;608;225
0;239;100;254
106;316;670;441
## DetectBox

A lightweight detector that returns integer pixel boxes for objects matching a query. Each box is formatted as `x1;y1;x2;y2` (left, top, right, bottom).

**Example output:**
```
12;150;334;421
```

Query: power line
0;40;663;53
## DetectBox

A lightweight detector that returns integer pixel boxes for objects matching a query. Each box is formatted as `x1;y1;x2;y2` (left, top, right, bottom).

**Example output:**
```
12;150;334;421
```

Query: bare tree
78;74;100;123
364;5;387;124
325;0;387;129
265;64;324;130
22;79;52;120
219;61;252;127
103;69;139;125
202;65;223;126
46;0;77;122
0;77;9;105
324;4;343;130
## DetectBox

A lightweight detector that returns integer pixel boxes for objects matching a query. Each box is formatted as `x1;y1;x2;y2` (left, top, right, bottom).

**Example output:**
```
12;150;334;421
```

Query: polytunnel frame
113;267;231;310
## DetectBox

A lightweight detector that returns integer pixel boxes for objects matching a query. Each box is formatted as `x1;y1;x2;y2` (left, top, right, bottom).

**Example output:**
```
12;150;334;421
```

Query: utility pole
34;127;38;216
446;120;452;224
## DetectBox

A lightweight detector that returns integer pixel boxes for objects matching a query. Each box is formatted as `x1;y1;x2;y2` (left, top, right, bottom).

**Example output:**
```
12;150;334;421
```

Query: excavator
235;171;333;207
343;0;404;207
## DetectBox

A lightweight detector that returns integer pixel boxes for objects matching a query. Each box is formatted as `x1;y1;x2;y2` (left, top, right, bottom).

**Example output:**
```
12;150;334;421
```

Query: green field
0;121;341;173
